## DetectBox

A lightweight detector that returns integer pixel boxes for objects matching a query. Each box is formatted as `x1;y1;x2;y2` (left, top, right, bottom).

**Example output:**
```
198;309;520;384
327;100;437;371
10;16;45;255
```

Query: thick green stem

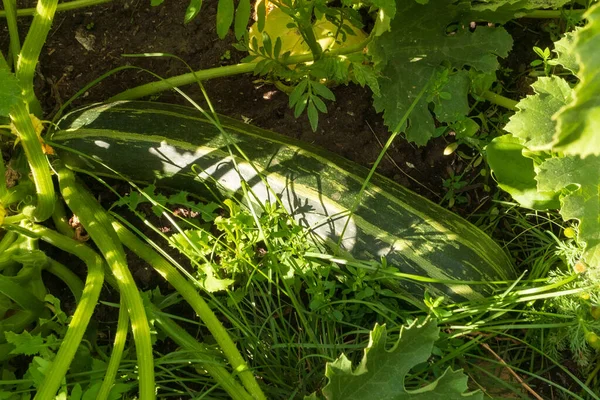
51;198;76;238
2;214;27;224
147;304;254;400
113;221;266;400
0;0;113;17
9;102;55;221
0;231;18;253
481;90;519;111
15;0;59;115
57;166;155;400
109;39;370;101
1;0;19;69
45;258;84;302
0;274;45;312
97;297;129;400
4;223;104;400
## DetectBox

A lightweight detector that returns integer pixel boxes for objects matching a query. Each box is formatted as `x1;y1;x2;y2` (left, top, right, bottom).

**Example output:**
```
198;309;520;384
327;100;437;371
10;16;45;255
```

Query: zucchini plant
486;1;600;361
1;0;599;398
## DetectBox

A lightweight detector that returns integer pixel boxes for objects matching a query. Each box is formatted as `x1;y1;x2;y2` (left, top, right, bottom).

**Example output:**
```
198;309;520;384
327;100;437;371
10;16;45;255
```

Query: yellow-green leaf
553;3;600;157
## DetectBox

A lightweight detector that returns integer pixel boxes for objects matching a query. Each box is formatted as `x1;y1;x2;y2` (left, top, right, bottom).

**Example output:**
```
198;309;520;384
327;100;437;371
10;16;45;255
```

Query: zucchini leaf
308;319;482;399
486;135;559;210
553;3;600;157
368;0;512;144
552;29;579;75
538;156;600;268
504;76;572;150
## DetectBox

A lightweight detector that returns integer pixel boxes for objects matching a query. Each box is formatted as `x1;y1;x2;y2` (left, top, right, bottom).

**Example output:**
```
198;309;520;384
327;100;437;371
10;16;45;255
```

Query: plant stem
147;304;254;400
45;258;84;302
9;102;55;221
0;310;37;344
0;231;18;253
57;166;156;400
113;220;267;400
97;297;129;400
15;0;59;115
51;198;76;238
482;91;519;111
0;274;45;312
109;39;370;101
0;0;113;17
5;223;105;400
2;0;20;69
2;214;27;224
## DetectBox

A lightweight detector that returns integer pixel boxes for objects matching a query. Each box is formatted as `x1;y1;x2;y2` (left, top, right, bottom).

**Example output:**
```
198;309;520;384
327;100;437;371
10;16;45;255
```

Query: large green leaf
487;135;559;210
538;156;600;267
434;70;470;123
368;0;512;144
504;76;572;150
310;320;482;400
553;3;600;157
553;30;579;75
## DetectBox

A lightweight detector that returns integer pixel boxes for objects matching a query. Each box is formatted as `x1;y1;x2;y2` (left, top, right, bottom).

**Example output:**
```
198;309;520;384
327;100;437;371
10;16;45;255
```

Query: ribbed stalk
15;0;59;115
0;274;44;312
4;223;104;400
9;102;55;221
57;166;155;400
51;198;76;238
0;231;18;253
45;258;84;302
97;297;129;400
146;304;253;400
113;220;266;400
0;310;37;343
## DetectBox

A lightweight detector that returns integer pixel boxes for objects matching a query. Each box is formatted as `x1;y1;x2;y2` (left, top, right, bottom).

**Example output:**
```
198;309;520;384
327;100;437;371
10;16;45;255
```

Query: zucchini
50;101;515;301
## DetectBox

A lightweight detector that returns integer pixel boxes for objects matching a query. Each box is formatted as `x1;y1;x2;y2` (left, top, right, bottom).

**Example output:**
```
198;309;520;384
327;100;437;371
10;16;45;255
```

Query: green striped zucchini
50;101;515;301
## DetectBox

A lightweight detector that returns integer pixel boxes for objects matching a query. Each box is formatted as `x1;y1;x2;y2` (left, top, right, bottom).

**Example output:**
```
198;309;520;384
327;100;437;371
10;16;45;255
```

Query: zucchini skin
51;101;515;301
